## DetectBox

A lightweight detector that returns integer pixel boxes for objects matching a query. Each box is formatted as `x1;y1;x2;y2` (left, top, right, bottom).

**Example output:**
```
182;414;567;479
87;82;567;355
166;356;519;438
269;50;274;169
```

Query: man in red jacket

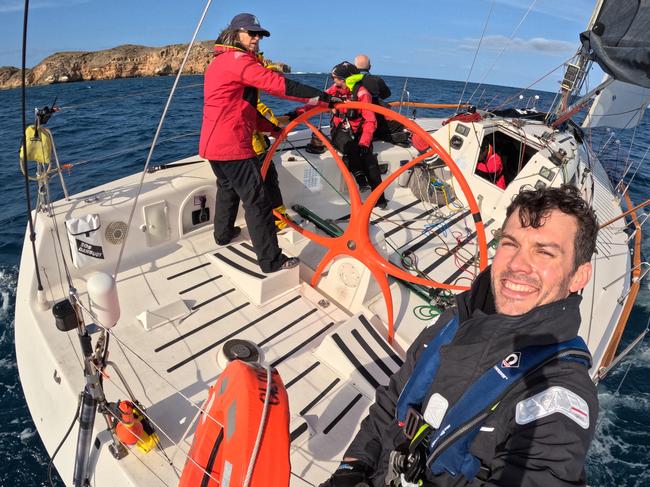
199;13;337;272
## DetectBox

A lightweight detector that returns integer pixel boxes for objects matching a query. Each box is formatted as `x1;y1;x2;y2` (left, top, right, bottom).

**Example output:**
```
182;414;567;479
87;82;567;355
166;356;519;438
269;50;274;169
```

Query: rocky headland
0;41;290;90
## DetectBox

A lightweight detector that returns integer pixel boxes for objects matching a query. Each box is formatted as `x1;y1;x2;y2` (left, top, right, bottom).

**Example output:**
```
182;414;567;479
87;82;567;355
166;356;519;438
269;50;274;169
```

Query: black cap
331;61;359;79
228;13;271;37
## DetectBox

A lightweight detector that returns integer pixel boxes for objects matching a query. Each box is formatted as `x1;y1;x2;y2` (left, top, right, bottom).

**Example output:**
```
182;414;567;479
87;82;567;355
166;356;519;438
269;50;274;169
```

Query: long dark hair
216;28;245;50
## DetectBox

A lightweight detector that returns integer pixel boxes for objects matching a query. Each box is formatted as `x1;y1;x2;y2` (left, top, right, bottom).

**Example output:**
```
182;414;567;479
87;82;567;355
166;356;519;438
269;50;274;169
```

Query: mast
550;0;606;119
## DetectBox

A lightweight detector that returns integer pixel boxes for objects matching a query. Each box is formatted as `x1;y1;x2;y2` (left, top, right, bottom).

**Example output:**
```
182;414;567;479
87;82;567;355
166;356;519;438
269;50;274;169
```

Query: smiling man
322;185;599;487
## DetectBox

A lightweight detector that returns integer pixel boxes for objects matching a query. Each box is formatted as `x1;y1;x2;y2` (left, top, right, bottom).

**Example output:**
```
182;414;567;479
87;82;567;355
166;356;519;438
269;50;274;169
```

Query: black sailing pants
209;158;286;273
331;125;387;204
257;156;284;209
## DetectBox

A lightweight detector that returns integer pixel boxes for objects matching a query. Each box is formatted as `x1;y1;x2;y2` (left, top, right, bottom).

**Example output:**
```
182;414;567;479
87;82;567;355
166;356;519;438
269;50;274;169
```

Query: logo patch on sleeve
515;386;590;429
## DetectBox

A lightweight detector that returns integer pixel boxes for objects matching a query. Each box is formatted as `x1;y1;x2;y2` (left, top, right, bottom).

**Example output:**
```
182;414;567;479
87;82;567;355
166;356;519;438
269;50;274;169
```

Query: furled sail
580;0;650;89
582;76;650;128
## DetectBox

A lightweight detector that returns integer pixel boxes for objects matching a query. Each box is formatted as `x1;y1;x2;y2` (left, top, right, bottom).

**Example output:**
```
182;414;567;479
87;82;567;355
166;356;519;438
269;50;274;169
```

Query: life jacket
345;74;410;146
395;315;591;482
333;73;366;121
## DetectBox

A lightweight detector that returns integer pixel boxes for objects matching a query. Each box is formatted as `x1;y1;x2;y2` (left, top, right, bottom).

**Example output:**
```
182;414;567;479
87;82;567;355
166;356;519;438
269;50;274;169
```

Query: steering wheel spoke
261;102;488;343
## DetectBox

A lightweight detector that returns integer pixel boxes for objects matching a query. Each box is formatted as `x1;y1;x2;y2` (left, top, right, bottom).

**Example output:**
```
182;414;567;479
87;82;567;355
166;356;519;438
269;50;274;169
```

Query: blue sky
0;0;598;90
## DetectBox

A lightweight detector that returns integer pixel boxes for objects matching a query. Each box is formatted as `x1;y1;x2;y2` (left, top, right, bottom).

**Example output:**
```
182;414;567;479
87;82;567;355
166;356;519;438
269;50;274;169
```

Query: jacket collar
455;266;583;346
214;44;251;56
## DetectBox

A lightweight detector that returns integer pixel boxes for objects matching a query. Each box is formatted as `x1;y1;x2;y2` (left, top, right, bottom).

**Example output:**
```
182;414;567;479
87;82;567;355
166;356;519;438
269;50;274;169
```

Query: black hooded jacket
359;70;391;101
345;268;598;486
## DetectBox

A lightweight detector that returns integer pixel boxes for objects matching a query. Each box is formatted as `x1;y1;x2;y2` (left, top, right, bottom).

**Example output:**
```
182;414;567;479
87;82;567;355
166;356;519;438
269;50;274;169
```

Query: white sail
582;76;650;129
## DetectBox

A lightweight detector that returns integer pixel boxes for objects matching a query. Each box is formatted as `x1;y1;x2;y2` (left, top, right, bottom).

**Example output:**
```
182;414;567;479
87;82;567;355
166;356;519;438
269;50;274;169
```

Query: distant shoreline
0;42;549;94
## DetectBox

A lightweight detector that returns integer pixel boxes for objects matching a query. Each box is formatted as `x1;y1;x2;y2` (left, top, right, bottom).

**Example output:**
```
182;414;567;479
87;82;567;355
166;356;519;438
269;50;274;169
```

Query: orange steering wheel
262;102;488;343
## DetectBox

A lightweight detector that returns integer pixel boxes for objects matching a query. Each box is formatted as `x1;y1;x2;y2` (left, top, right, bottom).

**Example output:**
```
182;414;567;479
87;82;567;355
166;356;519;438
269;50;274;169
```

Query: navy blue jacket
345;267;598;486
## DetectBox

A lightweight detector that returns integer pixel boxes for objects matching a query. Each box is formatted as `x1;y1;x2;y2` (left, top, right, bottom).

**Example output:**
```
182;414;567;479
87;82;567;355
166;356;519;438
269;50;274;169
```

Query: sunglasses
243;30;263;38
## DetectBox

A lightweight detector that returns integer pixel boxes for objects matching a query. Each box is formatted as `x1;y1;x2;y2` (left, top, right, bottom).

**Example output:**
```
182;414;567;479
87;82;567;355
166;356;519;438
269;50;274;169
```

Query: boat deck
14;117;634;486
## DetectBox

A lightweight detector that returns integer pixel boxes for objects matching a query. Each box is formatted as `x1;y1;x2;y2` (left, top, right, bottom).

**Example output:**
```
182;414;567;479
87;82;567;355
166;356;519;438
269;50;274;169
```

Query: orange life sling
179;360;290;486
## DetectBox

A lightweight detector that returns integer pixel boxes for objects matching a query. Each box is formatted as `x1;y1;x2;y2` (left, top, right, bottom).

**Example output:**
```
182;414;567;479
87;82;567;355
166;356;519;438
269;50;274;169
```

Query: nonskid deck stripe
371;198;421;224
155;302;250;353
271;322;335;368
213;253;267;279
166;295;302;372
350;329;394;378
166;262;211;280
258;309;318;347
299;378;341;416
191;288;236;311
240;242;256;253
178;275;222;295
421;217;495;275
331;334;380;389
401;210;472;254
358;315;403;368
323;393;363;434
290;422;308;442
384;207;438;238
441;235;499;285
226;245;259;265
285;362;321;389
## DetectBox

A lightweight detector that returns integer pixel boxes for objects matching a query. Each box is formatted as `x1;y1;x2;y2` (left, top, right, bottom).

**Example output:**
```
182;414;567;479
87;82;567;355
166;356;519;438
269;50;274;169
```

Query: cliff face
0;41;291;90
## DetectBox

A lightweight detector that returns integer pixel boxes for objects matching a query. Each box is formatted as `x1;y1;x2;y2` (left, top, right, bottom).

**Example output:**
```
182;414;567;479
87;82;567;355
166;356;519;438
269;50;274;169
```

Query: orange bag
179;360;290;486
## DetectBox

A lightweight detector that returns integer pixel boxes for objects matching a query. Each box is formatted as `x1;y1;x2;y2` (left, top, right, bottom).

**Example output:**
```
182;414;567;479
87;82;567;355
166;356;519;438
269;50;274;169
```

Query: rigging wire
112;0;214;278
70;131;198;168
48;394;83;487
489;58;569;111
73;299;225;429
19;0;45;295
85;345;222;485
282;136;351;204
467;0;539;105
619;144;650;197
456;0;495;110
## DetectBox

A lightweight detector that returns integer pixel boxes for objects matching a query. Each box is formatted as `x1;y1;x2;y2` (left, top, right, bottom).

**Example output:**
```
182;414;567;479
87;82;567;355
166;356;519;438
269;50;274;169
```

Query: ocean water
0;74;648;486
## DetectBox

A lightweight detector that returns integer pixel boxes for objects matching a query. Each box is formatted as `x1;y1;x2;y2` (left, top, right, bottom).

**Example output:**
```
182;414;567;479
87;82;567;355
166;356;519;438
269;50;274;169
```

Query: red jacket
476;152;506;189
294;80;377;147
326;82;377;147
199;45;323;161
